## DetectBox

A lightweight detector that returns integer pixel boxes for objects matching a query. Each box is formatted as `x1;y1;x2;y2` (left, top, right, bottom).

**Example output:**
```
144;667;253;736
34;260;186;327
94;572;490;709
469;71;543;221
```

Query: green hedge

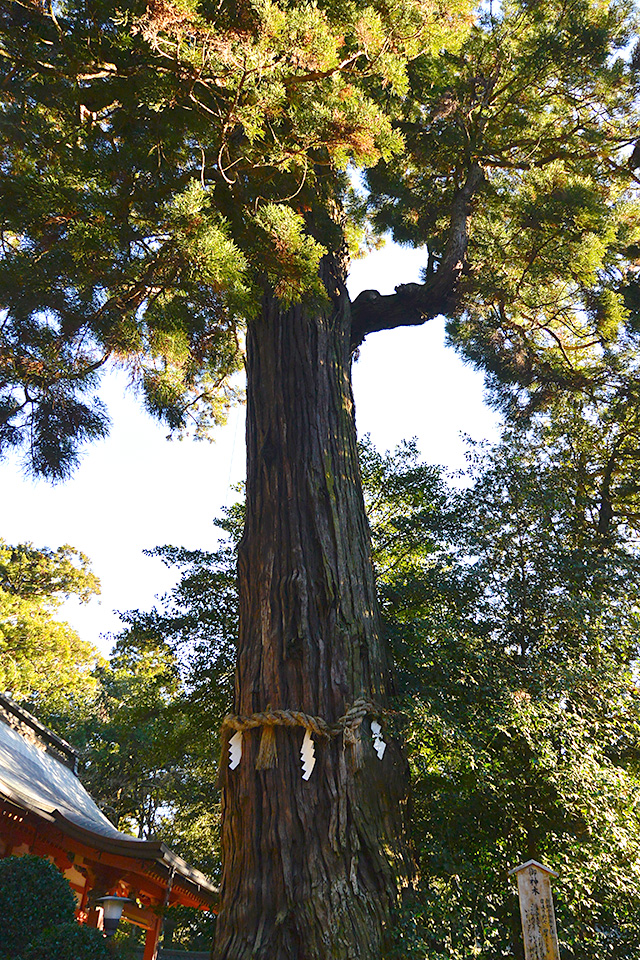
0;856;76;960
21;922;112;960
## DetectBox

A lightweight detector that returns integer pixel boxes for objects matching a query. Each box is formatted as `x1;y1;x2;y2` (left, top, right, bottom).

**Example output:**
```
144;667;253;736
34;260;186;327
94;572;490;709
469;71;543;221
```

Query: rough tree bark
213;250;414;960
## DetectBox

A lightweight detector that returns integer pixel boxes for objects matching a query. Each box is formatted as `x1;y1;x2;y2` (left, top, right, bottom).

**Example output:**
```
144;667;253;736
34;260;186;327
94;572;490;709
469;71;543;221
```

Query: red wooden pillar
86;906;104;932
142;914;162;960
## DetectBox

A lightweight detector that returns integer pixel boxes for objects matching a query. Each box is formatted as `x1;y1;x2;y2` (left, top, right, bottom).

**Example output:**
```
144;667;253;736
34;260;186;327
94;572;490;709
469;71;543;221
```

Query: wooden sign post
509;860;560;960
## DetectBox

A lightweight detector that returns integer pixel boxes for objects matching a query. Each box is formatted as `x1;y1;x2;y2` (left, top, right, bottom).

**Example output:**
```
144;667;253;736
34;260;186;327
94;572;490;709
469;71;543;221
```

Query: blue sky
0;242;499;653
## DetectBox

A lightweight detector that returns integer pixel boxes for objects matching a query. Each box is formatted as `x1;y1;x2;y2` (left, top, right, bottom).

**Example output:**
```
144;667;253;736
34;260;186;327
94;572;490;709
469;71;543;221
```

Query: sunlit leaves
0;540;103;719
253;203;327;304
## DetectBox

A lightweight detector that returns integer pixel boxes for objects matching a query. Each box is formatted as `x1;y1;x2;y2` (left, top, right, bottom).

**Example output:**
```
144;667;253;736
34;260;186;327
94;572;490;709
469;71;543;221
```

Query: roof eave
0;781;218;907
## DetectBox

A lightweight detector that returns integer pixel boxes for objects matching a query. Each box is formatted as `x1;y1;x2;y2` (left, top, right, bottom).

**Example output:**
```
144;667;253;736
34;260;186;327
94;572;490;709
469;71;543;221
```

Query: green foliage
0;856;76;960
81;637;184;838
21;923;112;960
0;0;472;476
161;903;216;952
0;540;103;724
2;0;638;475
366;420;640;959
0;540;99;601
366;0;640;413
253;205;327;306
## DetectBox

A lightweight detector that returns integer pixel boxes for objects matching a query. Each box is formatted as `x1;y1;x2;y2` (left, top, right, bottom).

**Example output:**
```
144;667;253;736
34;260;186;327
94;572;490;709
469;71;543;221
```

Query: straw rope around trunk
220;698;379;770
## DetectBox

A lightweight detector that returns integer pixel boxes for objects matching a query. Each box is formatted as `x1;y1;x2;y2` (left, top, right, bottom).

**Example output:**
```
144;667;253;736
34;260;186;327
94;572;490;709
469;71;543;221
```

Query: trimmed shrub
21;922;112;960
0;855;76;960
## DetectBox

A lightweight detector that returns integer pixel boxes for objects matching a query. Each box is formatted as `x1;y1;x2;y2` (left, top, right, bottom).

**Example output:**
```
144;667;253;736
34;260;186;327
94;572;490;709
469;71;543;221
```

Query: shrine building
0;693;217;959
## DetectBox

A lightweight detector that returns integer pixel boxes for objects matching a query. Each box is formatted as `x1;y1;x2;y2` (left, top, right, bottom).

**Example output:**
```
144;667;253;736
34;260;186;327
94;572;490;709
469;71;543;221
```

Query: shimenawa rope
221;697;379;770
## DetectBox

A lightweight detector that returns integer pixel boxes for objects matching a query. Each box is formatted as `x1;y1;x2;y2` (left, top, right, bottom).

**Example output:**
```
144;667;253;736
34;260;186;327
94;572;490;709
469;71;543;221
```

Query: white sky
0;242;499;654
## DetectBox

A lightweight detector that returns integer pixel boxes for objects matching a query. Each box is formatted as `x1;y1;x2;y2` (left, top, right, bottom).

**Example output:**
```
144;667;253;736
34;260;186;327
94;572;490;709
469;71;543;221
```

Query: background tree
3;0;640;956
363;423;640;960
71;520;239;950
79;520;238;869
0;539;102;725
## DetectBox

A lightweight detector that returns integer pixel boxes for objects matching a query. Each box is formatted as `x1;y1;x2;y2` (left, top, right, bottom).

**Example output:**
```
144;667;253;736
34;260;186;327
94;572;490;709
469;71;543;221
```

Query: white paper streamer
371;720;386;760
229;731;243;770
301;729;316;780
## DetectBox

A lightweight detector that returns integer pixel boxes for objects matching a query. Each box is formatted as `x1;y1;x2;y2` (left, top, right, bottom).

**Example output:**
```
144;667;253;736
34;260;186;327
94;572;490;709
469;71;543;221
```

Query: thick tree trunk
213;254;413;959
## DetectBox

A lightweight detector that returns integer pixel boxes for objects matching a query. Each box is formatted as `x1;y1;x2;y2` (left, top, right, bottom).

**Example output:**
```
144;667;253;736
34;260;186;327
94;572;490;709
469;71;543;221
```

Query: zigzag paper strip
229;731;243;770
300;729;316;780
370;720;386;760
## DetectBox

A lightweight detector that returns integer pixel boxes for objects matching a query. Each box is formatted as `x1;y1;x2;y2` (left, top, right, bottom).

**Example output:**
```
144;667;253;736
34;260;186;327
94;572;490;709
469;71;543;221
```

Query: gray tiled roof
0;701;217;903
0;718;141;842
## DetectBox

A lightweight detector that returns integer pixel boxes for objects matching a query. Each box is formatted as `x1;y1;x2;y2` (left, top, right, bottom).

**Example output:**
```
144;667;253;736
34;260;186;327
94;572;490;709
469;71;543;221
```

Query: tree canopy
1;0;639;474
0;0;471;476
79;528;237;873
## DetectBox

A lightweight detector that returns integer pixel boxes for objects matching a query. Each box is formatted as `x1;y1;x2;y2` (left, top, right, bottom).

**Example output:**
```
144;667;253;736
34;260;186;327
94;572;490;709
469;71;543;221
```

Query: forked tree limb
350;163;485;349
